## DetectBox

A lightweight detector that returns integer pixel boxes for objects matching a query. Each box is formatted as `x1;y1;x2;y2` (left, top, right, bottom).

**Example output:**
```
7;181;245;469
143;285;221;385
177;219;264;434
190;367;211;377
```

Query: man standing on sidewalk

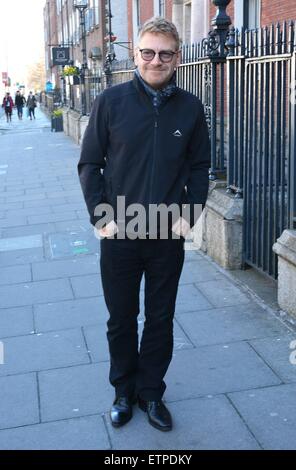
78;17;210;432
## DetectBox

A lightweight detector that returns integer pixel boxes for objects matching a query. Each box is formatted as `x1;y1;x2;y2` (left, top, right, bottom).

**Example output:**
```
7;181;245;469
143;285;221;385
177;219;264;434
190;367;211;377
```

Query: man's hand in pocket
172;217;191;239
95;220;119;239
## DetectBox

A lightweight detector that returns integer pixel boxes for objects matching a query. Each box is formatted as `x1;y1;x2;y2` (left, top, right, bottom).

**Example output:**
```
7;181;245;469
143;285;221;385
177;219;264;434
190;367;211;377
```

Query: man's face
134;32;180;90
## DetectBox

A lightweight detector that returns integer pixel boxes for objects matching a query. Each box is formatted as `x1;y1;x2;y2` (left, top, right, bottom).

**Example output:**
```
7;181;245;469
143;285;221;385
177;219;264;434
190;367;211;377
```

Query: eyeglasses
139;49;178;63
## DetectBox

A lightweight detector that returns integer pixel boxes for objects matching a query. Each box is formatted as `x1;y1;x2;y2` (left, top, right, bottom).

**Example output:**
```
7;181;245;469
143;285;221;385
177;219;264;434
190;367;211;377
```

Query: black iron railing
226;22;296;278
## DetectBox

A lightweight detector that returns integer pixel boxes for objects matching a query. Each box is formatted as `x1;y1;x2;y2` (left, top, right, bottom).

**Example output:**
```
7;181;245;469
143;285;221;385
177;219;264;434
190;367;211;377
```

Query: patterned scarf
135;68;177;109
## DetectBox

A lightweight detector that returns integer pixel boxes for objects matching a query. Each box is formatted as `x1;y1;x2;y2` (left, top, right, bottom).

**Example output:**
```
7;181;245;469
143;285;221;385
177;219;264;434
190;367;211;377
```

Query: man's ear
176;50;181;68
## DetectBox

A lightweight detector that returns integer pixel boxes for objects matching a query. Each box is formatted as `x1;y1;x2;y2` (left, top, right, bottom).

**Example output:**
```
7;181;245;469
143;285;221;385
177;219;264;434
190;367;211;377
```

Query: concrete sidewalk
0;108;296;450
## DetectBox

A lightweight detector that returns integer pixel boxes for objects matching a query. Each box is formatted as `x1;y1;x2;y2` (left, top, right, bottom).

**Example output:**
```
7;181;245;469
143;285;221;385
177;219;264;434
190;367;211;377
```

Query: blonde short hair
138;17;180;50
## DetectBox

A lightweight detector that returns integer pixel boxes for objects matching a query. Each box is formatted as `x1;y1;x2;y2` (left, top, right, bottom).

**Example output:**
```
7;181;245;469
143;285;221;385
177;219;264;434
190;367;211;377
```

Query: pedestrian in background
15;90;26;120
26;91;37;120
78;17;210;432
2;92;14;123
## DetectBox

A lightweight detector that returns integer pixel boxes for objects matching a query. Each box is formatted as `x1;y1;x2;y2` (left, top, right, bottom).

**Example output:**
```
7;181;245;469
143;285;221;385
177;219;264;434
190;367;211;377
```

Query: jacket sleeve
77;92;109;227
185;100;211;228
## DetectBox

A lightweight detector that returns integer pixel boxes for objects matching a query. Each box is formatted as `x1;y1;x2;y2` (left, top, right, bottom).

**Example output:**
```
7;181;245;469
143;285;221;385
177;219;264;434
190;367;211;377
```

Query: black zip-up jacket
15;94;26;107
78;74;210;235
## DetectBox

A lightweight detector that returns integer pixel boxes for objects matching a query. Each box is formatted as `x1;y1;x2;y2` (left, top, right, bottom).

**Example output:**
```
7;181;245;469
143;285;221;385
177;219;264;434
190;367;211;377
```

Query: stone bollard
273;230;296;318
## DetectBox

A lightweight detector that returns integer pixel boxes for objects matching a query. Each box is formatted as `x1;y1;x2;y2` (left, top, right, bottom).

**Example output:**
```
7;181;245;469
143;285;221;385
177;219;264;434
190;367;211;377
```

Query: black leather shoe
110;396;135;428
138;398;172;431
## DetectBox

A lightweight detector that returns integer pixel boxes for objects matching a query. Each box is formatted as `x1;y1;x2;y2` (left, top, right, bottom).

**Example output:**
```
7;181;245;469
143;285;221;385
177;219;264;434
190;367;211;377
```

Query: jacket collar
133;70;178;109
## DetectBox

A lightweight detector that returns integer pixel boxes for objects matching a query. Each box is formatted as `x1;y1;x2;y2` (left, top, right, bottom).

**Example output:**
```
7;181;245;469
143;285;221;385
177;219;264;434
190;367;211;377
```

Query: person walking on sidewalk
26;91;37;120
15;90;26;120
2;92;14;122
78;17;210;432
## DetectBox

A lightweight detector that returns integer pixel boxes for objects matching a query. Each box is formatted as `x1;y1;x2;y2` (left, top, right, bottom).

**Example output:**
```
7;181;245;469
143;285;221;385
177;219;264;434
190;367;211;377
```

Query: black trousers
29;107;35;119
100;237;185;401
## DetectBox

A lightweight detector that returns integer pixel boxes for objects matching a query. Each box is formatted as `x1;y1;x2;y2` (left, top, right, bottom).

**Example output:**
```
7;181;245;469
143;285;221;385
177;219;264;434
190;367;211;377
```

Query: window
183;1;192;43
234;0;260;30
94;0;100;25
56;0;62;13
159;0;165;17
247;0;260;29
74;9;80;44
69;11;73;43
136;0;140;28
133;0;141;48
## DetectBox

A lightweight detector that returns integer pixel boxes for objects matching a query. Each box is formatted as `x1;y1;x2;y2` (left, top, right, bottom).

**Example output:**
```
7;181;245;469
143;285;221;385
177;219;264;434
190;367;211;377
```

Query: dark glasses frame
139;48;178;63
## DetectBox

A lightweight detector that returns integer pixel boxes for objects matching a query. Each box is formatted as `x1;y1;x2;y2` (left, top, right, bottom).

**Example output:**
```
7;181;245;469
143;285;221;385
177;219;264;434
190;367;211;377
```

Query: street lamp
73;0;88;115
104;0;116;88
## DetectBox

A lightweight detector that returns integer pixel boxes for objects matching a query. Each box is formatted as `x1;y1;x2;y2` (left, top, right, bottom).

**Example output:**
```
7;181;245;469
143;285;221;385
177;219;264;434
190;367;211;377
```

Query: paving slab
0;278;73;308
249;335;296;383
34;296;109;332
0;247;45;267
54;220;91;233
0;328;90;376
32;254;100;281
5;194;47;204
27;212;78;225
176;304;289;346
179;259;224;284
1;224;55;239
24;197;67;208
38;363;112;421
51;203;86;213
0;415;110;450
0;264;32;285
175;283;213;313
70;273;104;298
0;373;39;430
0;306;34;338
228;383;296;449
0;216;28;228
164;342;281;402
195;278;251;307
6;206;53;218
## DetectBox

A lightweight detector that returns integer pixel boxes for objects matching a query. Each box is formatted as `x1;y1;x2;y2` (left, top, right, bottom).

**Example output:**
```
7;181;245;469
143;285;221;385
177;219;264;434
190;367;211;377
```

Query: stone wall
62;108;89;145
273;230;296;318
194;181;244;270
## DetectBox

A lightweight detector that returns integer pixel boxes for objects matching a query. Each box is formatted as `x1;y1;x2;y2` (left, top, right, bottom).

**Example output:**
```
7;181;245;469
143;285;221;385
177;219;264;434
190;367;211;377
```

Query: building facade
209;0;296;30
44;0;59;87
44;0;105;92
44;0;296;92
43;0;296;98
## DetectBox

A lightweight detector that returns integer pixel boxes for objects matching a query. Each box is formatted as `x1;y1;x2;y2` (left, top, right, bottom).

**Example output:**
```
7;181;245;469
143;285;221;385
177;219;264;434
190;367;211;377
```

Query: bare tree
26;58;46;92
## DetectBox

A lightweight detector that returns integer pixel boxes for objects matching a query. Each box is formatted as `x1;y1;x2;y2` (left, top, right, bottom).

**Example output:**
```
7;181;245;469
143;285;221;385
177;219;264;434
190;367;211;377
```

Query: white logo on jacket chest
173;130;182;137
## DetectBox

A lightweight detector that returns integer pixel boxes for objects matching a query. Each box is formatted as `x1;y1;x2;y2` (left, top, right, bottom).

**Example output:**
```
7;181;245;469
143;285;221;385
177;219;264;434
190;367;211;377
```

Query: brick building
44;0;59;86
209;0;296;31
44;0;105;90
43;0;296;93
127;1;296;50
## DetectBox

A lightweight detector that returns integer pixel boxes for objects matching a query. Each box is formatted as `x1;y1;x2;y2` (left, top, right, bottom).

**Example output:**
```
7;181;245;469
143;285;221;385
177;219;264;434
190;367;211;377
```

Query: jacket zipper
149;112;159;204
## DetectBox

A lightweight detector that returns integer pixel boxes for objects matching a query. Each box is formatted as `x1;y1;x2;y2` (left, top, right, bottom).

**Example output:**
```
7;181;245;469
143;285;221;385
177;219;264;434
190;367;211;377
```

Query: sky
0;0;45;91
